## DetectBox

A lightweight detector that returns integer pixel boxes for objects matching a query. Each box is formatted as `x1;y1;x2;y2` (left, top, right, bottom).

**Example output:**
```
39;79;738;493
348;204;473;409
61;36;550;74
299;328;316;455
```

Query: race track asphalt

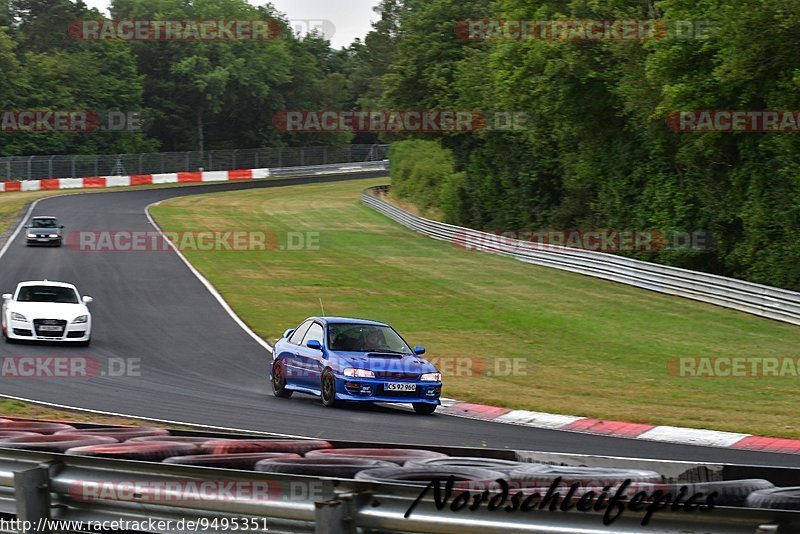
0;172;796;467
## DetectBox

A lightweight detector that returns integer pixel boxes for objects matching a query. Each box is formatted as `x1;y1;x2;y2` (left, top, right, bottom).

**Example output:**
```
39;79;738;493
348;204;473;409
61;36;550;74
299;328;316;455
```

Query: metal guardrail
0;145;390;181
0;428;798;534
362;186;800;326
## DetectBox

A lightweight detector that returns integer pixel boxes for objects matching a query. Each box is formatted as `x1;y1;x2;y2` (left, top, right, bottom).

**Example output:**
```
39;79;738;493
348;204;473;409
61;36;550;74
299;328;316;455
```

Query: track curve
0;173;796;466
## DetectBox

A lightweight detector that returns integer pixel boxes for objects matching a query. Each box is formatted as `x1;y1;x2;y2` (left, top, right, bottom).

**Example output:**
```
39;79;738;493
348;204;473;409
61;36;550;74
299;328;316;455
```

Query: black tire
321;370;339;408
77;338;90;347
255;457;397;478
4;336;12;344
164;452;302;470
0;434;117;453
405;456;523;474
201;439;333;455
355;466;507;487
412;403;437;415
662;479;774;507
56;427;170;440
305;447;449;465
271;361;293;398
746;487;800;510
509;464;663;487
66;441;198;461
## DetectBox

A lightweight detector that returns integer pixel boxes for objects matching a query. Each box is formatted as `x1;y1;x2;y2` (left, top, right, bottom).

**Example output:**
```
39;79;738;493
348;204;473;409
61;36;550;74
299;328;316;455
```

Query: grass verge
150;178;800;438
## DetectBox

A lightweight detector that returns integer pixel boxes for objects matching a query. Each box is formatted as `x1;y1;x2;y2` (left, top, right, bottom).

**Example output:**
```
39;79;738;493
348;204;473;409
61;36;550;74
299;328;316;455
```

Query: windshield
31;219;58;228
17;286;78;304
327;324;412;354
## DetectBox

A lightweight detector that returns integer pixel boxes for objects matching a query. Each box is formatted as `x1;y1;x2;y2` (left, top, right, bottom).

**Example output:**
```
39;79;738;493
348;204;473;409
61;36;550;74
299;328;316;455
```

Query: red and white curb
437;401;800;455
0;162;387;193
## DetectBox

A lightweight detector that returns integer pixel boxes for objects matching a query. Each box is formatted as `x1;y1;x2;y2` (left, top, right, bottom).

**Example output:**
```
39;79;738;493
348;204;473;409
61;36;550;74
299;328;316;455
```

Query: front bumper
26;236;61;246
335;377;442;404
7;318;89;342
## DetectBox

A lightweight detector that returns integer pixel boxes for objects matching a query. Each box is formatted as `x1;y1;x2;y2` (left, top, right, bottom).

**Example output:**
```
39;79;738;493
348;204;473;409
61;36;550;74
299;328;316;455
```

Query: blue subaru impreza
269;317;442;414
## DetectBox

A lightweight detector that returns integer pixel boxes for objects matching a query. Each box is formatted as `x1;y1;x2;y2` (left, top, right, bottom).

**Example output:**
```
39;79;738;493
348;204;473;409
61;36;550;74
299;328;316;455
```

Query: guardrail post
14;465;52;533
313;482;356;534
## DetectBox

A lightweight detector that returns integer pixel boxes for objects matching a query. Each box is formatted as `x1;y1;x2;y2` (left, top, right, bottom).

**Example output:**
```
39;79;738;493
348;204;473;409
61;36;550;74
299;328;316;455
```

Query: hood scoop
366;352;404;359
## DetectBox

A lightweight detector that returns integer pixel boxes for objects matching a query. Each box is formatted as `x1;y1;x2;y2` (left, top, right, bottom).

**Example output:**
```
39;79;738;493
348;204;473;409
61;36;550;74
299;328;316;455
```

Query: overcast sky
82;0;379;48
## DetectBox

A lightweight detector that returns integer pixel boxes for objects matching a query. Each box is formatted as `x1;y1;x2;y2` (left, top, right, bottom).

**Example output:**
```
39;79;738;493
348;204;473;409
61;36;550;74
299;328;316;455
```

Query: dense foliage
1;0;798;289
381;0;800;290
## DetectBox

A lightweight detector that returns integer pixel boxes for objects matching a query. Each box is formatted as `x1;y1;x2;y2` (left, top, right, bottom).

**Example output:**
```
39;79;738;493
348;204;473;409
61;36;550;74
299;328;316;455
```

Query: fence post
232;150;236;170
300;147;305;167
71;156;76;178
254;149;259;169
94;156;98;177
14;465;51;534
27;156;33;180
5;158;9;180
139;154;144;174
185;152;189;172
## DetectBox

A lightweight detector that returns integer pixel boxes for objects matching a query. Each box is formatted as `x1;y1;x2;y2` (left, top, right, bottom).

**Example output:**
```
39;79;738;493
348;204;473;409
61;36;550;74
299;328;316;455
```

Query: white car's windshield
327;324;412;354
17;286;78;304
31;219;58;228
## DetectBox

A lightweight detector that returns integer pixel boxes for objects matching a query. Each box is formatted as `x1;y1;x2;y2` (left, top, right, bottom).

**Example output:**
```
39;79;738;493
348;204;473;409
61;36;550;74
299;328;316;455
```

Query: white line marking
145;201;274;354
0;198;39;261
495;410;584;429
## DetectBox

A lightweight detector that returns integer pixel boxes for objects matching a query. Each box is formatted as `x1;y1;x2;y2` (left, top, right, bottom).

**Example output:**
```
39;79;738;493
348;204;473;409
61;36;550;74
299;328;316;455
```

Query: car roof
306;316;389;327
16;280;77;290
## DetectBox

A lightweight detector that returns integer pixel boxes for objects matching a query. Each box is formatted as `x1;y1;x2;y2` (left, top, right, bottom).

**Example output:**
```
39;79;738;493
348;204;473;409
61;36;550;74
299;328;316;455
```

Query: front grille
33;319;67;337
374;371;421;380
376;385;418;397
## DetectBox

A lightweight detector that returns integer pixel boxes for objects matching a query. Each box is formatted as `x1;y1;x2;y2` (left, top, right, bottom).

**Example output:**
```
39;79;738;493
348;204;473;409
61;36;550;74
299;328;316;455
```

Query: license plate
385;383;416;392
37;238;50;241
38;325;61;331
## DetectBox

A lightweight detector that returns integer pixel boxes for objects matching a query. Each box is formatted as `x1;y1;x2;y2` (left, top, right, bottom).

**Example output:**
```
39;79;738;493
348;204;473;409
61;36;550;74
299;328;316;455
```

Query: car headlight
49;234;59;238
26;233;36;238
72;315;88;324
10;312;28;322
344;368;375;378
420;372;442;381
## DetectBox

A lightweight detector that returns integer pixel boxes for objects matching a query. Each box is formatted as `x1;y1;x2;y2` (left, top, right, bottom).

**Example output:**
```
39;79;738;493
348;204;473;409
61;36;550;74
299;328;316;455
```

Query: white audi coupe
2;281;93;345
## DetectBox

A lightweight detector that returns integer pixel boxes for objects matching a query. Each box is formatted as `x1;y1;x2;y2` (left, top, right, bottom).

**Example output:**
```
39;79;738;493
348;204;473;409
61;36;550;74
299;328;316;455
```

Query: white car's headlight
26;233;36;238
10;312;28;322
420;372;442;381
48;234;59;238
344;368;375;378
72;315;88;324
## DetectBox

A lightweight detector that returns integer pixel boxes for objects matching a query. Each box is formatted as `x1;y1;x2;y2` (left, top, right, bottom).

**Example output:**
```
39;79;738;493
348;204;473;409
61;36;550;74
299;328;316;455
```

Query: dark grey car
25;216;64;246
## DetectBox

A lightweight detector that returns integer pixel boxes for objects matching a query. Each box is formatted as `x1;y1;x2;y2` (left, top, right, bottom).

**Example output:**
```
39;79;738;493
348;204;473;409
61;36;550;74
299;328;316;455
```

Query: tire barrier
508;464;664;487
127;436;227;444
305;448;449;465
202;439;333;455
255;457;397;478
66;441;199;461
56;427;170;440
163;452;302;470
0;434;118;453
746;487;800;510
355;466;507;487
0;431;42;439
405;456;523;473
0;421;77;434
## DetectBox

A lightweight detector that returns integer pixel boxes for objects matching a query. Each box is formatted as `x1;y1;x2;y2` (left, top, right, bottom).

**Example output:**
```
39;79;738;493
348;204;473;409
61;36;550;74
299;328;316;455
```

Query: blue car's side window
289;321;312;345
302;323;324;346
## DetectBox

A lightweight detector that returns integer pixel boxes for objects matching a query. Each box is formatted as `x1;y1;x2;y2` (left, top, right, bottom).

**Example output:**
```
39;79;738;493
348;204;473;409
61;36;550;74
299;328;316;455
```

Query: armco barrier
362;186;800;326
0;420;798;533
0;161;389;194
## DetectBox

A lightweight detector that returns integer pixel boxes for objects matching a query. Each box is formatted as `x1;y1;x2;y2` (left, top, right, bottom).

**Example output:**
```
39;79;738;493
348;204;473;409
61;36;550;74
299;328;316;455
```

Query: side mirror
413;346;426;355
282;329;295;340
82;296;93;304
1;294;11;300
306;339;323;351
59;225;65;229
23;225;29;229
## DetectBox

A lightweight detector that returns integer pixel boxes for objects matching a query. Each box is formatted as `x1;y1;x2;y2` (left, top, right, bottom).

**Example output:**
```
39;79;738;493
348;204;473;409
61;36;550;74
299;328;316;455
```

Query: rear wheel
321;370;339;408
271;361;293;398
413;403;437;415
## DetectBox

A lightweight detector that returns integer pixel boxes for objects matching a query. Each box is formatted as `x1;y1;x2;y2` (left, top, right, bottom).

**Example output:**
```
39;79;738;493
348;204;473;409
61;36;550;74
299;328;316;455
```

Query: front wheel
321;370;340;408
271;361;293;398
413;403;437;415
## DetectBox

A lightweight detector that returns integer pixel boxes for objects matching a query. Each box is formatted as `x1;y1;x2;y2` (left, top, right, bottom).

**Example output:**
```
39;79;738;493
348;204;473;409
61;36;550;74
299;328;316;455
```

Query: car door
281;320;312;386
296;322;325;389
